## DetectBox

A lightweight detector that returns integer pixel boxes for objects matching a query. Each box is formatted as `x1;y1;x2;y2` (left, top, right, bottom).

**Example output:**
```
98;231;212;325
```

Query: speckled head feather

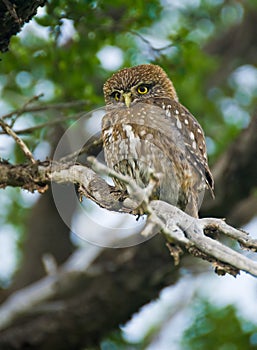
103;64;178;104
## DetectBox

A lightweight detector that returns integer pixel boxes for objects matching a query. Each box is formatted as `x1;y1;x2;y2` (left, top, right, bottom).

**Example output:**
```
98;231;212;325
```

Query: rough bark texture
0;0;47;52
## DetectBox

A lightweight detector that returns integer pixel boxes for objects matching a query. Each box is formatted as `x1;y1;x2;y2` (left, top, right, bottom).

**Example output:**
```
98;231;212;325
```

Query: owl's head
103;64;178;107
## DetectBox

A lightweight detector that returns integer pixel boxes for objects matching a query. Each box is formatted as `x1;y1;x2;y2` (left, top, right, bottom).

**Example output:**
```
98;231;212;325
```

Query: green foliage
181;299;257;350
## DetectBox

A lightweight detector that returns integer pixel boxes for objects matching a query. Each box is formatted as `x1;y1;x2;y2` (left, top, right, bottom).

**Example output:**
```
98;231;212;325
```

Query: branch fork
88;157;257;278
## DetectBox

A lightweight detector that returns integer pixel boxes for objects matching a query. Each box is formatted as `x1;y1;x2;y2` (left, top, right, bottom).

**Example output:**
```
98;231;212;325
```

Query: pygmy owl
102;64;214;217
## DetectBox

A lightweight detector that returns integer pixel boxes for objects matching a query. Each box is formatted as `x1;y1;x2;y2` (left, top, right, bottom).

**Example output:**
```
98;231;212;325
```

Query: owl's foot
110;187;128;202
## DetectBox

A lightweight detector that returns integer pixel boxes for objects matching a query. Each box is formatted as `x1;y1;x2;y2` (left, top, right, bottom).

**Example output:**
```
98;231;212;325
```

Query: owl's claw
110;187;128;202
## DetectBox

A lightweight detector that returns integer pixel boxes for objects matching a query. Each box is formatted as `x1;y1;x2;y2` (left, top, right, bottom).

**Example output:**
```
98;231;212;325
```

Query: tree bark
0;0;47;52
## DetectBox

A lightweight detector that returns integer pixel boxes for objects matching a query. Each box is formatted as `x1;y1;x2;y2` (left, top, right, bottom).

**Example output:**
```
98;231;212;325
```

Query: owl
102;64;214;218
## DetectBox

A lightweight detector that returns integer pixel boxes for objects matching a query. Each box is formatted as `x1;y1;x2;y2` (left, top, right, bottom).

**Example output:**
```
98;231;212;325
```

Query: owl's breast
102;104;192;206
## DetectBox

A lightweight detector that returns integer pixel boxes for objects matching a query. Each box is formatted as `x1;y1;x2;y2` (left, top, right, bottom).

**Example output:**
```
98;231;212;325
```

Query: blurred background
0;0;257;349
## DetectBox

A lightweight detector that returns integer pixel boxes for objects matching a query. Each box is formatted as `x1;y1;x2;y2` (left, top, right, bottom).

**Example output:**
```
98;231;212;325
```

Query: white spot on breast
166;109;171;117
184;119;189;125
123;124;133;136
190;132;195;140
123;124;141;158
175;110;179;115
176;119;182;129
119;139;128;154
192;141;197;149
197;128;202;134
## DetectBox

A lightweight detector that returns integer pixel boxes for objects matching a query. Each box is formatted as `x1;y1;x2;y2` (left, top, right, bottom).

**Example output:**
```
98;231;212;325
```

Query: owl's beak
123;92;132;108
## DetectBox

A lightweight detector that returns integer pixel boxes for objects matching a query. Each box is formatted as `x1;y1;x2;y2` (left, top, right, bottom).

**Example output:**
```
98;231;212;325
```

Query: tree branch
149;201;257;277
1;157;256;278
1;99;89;121
0;118;36;164
0;146;257;348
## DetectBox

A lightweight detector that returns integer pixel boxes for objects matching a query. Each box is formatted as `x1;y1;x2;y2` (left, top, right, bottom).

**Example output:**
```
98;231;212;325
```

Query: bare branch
9;111;87;135
59;136;102;163
1;157;257;278
2;94;44;122
82;158;257;277
0;118;36;164
1;99;89;120
0;98;89;135
130;30;173;53
148;201;257;277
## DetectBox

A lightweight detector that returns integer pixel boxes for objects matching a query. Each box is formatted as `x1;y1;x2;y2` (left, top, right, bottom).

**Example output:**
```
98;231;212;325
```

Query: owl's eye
137;85;149;95
111;91;121;101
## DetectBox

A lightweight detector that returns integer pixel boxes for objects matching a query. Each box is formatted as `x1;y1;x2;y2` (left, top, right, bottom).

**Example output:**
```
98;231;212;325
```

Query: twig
88;156;157;210
200;218;257;251
59;137;102;163
7;112;87;135
42;254;58;276
19;93;44;111
2;99;89;120
0;119;36;164
130;30;174;52
4;94;44;126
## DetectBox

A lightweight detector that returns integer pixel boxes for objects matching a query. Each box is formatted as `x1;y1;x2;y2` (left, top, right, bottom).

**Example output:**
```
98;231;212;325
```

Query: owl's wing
153;98;214;195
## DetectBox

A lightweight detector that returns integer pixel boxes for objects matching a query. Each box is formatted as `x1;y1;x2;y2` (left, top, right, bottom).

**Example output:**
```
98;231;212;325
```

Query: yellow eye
137;85;149;94
111;91;121;101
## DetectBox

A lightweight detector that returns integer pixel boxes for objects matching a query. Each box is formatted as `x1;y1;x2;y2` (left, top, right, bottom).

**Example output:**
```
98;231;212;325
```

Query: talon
110;187;128;202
